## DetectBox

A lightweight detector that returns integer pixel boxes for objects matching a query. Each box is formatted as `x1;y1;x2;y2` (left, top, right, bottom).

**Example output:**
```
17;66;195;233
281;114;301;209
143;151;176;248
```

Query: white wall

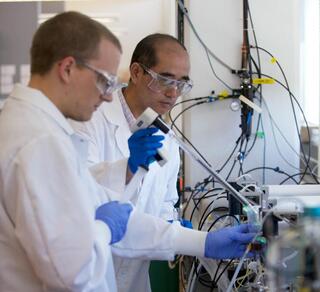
66;0;176;82
183;0;302;186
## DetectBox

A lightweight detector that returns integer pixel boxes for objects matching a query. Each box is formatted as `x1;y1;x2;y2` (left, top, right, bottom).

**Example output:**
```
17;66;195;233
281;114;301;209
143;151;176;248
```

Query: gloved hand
95;201;133;244
180;219;193;229
128;127;164;173
204;224;257;259
168;219;193;229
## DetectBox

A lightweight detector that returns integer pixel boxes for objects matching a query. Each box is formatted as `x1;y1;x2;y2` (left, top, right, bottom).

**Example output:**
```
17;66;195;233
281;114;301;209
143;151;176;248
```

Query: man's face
133;42;191;116
69;38;121;121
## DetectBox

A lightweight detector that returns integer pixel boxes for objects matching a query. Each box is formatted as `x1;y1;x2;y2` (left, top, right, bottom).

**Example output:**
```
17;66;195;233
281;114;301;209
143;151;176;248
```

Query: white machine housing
263;184;320;215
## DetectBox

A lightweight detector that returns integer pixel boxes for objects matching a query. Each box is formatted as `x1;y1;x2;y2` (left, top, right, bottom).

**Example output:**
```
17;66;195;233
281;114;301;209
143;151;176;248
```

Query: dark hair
130;33;186;68
30;11;122;75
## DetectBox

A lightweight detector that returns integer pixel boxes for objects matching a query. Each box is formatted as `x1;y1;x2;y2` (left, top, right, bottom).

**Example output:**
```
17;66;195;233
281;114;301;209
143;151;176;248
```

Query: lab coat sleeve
112;208;207;260
11;134;113;291
159;144;180;220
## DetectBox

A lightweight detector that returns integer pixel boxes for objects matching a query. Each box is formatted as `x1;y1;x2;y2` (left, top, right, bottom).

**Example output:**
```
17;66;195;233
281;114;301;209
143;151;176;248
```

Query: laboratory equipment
267;206;320;291
132;107;260;226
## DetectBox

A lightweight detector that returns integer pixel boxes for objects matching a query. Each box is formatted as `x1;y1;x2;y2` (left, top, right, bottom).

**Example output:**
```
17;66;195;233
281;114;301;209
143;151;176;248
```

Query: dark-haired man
71;33;246;292
0;12;257;292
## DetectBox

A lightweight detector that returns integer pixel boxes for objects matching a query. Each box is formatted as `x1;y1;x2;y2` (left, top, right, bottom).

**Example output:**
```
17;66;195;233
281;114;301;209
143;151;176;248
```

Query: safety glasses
139;63;193;96
77;61;121;96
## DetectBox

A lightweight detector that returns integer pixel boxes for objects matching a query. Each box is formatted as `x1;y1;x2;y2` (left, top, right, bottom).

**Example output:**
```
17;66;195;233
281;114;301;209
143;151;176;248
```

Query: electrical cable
264;49;310;182
226;159;237;181
182;176;212;218
263;93;318;178
169;97;209;211
212;259;234;290
170;100;213;168
244;166;299;184
199;204;230;231
177;0;234;72
260;93;301;170
193;213;238;290
170;100;206;129
189;188;224;223
261;118;267;184
177;3;265;289
244;54;263;153
189;189;217;222
251;47;316;184
253;86;312;174
198;199;229;231
168;113;258;224
226;204;286;292
169;96;209;117
204;47;233;90
248;6;293;185
244;8;268;183
193;260;215;289
192;192;224;201
248;3;262;80
218;134;243;173
180;258;187;292
187;260;200;292
207;213;240;232
190;179;214;209
279;172;319;185
245;111;262;156
238;138;249;177
261;91;319;179
252;72;319;183
244;56;267;182
210;260;223;291
231;135;246;178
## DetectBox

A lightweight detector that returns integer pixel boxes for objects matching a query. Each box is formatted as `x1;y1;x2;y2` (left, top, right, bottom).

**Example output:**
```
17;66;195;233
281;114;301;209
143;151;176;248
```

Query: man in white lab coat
70;34;212;292
72;34;185;219
0;11;258;292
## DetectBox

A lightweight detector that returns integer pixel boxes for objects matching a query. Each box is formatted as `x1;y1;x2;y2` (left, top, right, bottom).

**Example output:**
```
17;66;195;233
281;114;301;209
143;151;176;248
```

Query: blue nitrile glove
204;224;257;259
167;219;193;229
128;127;164;173
180;219;193;229
95;201;133;244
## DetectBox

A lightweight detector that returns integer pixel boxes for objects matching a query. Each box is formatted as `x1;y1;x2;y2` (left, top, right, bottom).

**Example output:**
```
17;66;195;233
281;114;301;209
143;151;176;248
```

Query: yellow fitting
218;90;229;98
271;57;277;64
252;78;275;85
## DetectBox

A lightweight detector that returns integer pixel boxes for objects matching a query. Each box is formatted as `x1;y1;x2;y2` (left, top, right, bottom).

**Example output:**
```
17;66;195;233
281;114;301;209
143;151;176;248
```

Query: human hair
30;11;122;75
130;33;186;68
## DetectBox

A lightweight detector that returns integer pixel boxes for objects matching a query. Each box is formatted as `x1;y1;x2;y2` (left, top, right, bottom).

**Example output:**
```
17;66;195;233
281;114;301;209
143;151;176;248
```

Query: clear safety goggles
77;61;121;96
139;63;193;96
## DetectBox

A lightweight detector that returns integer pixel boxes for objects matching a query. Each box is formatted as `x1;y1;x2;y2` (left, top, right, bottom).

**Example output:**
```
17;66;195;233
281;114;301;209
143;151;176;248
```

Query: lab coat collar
99;88;131;157
100;88;129;128
10;84;74;136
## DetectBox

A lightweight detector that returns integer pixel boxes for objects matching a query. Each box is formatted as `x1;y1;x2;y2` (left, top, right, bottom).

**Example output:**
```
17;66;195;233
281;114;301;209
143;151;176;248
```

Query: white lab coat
0;84;207;292
71;89;180;292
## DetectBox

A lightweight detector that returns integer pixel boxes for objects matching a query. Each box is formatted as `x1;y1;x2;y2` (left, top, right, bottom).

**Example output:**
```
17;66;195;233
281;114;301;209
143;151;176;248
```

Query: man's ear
58;56;77;83
129;62;143;84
